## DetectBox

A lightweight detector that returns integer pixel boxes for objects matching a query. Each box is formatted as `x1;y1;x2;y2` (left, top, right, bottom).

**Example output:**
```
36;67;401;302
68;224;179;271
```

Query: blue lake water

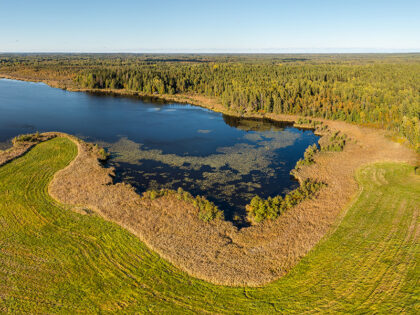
0;78;319;224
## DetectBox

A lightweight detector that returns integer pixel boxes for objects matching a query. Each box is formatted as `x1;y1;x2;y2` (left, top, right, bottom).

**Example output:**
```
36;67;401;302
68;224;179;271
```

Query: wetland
0;78;319;222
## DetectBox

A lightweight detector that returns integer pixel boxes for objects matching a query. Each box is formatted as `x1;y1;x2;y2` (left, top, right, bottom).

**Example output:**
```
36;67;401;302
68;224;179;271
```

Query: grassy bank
0;138;418;313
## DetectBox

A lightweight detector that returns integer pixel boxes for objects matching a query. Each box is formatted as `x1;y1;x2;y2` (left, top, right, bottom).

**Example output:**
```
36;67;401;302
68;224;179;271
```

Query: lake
0;78;319;225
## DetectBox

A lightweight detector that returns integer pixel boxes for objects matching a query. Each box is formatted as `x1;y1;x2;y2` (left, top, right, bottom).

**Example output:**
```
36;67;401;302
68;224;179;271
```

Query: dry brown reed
2;72;417;286
47;120;418;286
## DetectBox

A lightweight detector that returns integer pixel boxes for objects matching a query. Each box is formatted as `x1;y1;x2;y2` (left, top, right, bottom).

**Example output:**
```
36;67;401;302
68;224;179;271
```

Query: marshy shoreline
0;74;418;286
1;126;416;286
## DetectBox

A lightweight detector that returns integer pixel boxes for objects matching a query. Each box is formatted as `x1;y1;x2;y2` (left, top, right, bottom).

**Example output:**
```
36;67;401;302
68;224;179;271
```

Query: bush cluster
12;132;42;144
295;144;319;168
295;118;323;128
85;143;110;161
144;187;224;222
295;131;348;170
246;180;326;223
143;189;175;201
95;145;110;161
321;131;347;152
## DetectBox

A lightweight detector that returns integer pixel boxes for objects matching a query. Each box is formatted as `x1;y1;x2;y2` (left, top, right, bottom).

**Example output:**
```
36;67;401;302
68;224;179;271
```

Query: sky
0;0;419;53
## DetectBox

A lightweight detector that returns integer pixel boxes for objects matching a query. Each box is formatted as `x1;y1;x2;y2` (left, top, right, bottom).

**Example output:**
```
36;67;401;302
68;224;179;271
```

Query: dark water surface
0;78;319;223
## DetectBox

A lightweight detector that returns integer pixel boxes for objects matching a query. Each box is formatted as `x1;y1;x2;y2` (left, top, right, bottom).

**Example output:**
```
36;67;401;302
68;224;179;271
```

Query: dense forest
1;54;419;150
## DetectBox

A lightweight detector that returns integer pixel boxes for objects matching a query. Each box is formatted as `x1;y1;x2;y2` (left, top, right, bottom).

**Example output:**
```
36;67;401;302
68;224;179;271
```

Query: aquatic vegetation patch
197;129;212;134
246;126;348;223
104;130;299;176
1;130;418;309
99;130;304;220
44;120;417;287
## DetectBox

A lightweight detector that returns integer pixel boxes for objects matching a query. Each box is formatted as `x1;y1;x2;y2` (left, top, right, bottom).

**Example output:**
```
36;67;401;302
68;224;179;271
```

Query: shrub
12;132;42;144
295;118;323;129
149;190;157;200
246;179;326;223
317;124;329;132
143;189;167;200
145;187;224;222
97;147;109;161
321;131;347;152
295;144;319;168
197;197;224;222
87;143;110;161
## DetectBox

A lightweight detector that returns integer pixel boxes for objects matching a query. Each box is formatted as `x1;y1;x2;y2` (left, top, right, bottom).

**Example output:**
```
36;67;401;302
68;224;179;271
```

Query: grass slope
0;138;418;313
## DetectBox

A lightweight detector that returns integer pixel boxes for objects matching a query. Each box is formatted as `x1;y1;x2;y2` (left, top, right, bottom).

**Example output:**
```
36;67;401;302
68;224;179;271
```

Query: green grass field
0;137;418;313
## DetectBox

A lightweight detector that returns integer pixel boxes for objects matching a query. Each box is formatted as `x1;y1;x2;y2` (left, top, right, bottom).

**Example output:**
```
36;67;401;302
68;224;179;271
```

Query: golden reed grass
0;73;417;286
41;120;417;286
1;125;416;287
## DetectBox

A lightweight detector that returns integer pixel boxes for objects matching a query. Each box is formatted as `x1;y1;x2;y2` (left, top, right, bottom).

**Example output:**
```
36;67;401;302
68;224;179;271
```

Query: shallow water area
0;78;319;223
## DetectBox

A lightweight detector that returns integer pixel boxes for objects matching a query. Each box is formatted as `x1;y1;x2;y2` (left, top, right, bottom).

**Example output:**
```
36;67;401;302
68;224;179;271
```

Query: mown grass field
0;137;418;313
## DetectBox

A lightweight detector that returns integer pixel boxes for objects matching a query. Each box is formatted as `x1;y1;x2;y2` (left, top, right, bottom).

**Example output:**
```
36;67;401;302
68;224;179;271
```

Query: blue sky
0;0;419;52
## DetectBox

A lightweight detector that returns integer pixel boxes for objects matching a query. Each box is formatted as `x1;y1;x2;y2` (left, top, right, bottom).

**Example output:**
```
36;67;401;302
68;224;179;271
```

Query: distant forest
1;54;419;150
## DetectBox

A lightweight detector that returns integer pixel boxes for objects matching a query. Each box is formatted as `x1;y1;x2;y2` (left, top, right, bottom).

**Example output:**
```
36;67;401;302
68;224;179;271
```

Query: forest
0;53;419;150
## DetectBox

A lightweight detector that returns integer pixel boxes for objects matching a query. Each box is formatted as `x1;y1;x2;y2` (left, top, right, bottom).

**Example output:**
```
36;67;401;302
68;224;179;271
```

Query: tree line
74;61;419;150
1;54;419;150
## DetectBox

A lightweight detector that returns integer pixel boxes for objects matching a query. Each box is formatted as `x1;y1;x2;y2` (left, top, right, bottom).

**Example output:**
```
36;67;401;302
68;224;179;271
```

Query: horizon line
1;50;420;55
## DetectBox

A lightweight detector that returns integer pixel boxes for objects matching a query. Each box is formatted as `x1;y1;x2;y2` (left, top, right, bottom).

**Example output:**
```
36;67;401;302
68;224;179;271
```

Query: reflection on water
0;78;319;223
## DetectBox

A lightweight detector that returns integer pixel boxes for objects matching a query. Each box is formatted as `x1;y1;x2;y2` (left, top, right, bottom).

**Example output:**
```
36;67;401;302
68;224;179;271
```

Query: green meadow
0;137;418;313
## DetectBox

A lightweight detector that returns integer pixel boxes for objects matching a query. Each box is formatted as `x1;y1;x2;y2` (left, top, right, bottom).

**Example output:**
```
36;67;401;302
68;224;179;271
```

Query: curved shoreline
2;137;419;312
3;121;414;287
0;73;298;122
0;75;418;286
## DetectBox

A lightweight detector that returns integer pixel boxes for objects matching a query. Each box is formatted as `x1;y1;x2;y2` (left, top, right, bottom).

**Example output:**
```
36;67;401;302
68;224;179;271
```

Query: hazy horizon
1;50;419;54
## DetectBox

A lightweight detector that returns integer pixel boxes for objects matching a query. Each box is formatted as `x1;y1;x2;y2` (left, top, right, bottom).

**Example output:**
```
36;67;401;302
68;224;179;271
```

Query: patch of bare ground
45;117;418;286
